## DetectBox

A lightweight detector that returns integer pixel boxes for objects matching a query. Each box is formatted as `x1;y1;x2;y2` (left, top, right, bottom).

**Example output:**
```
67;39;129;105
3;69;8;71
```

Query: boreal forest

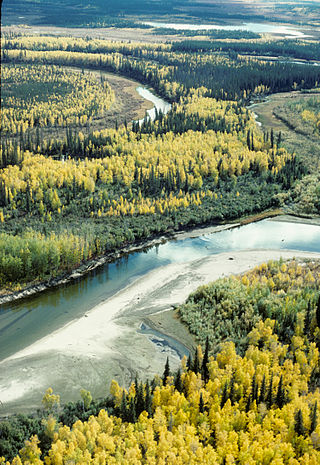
1;1;320;463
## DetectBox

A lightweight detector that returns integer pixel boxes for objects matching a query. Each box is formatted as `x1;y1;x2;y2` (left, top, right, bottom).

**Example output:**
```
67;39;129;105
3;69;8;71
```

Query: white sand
1;249;320;412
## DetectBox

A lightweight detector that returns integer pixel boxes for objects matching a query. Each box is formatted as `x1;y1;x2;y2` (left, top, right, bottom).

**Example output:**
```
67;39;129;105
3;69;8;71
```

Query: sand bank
1;248;319;415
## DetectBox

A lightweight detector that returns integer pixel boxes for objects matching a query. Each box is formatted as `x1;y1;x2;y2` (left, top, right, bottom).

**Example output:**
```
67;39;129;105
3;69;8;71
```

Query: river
0;218;320;414
136;87;171;123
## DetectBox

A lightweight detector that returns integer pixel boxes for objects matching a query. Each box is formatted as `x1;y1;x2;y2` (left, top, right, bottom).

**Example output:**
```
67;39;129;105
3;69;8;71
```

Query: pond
143;21;309;38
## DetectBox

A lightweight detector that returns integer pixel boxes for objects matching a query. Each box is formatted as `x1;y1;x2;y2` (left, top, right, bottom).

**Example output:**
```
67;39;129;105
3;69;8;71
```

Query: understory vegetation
1;259;320;464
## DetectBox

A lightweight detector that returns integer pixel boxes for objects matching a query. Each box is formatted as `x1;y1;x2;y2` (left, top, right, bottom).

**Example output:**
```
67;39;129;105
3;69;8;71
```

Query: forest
1;33;318;290
1;259;320;464
1;8;320;465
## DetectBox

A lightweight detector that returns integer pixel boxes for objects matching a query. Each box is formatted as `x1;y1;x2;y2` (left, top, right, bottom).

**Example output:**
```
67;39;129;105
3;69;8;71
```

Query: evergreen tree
128;397;137;423
193;348;200;374
316;294;320;328
310;401;318;433
187;354;192;371
267;374;273;408
304;300;312;334
135;382;145;416
259;374;266;404
174;369;183;393
199;393;204;414
201;336;210;383
277;131;282;147
220;382;228;408
276;375;285;408
162;357;170;385
294;409;305;437
120;391;128;422
251;374;257;402
229;373;235;405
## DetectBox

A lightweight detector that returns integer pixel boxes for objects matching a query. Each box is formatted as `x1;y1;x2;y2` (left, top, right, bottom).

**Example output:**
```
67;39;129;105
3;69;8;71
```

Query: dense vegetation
172;39;320;62
1;33;318;290
1;259;320;464
1;64;114;135
179;258;320;354
0;96;302;288
2;35;320;101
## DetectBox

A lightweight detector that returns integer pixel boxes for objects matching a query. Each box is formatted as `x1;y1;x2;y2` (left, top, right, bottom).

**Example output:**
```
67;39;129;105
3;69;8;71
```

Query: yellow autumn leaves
1;64;114;134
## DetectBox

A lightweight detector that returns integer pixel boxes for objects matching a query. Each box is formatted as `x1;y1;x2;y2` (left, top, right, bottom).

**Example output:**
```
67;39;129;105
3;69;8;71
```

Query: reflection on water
143;21;309;38
0;219;319;360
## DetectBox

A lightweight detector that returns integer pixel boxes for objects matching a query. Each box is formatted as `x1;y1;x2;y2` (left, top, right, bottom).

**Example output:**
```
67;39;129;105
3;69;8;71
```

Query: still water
143;21;309;38
1;219;320;361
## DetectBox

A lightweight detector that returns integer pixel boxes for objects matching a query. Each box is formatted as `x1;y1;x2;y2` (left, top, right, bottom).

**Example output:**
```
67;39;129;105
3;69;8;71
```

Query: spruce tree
193;348;200;374
145;380;152;417
310;401;318;433
229;373;235;405
120;391;128;422
270;128;274;148
220;382;228;408
129;397;137;423
266;374;273;408
304;300;312;335
199;393;204;413
201;336;210;383
259;374;266;404
316;294;320;328
251;374;257;402
294;409;305;437
163;357;170;385
276;375;285;408
135;382;145;416
174;369;183;393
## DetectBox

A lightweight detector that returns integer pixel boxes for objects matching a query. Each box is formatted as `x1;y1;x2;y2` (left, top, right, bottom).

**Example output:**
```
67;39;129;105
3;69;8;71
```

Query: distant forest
2;0;320;27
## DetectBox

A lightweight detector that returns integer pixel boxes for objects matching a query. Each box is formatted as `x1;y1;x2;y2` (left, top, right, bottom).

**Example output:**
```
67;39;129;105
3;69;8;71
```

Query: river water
136;87;171;122
1;219;320;363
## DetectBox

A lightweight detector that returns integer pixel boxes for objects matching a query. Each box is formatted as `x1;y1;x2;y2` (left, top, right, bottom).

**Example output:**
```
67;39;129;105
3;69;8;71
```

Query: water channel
0;218;320;413
1;219;320;362
1;78;320;413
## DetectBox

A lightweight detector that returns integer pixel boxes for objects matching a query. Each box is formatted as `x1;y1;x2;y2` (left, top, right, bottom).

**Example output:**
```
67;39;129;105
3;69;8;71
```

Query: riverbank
1;247;320;415
0;209;283;306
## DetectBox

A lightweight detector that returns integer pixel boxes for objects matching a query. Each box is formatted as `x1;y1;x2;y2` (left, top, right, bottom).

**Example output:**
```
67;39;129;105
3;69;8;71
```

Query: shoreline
0;209;285;306
1;248;320;415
